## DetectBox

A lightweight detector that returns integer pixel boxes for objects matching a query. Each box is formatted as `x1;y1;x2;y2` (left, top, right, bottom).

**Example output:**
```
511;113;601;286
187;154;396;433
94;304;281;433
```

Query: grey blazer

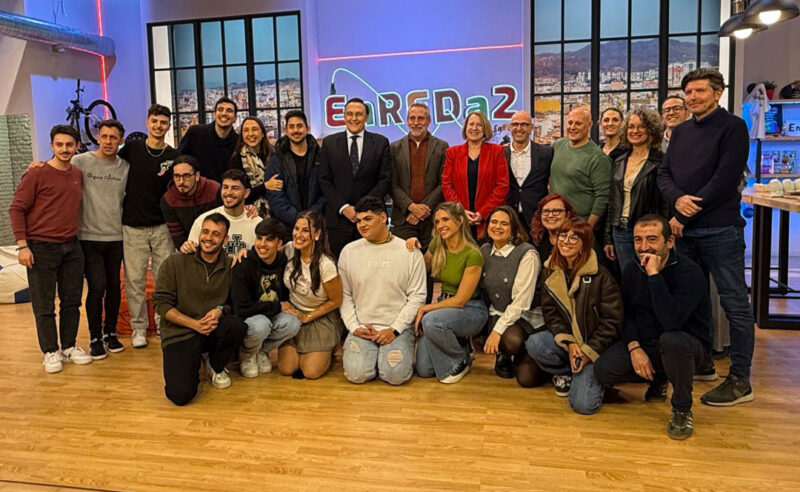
389;133;449;226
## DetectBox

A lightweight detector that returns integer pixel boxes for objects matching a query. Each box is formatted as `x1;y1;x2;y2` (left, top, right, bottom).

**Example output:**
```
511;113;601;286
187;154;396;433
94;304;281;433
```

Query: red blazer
442;141;509;222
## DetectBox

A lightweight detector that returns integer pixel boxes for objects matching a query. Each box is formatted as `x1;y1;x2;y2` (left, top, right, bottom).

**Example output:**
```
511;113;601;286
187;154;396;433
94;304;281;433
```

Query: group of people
9;67;755;440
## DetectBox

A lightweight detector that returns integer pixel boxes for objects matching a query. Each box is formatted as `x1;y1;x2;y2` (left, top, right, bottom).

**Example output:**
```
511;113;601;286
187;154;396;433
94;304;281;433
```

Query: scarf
240;146;270;218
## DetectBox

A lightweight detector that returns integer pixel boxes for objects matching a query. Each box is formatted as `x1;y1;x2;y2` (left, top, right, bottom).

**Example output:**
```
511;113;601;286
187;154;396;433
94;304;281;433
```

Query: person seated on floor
338;196;427;385
410;201;489;384
594;214;713;440
480;205;549;387
276;211;345;380
231;218;301;378
525;217;622;415
154;213;247;405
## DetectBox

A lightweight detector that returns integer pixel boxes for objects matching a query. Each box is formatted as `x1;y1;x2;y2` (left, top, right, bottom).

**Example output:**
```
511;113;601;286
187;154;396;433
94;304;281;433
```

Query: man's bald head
510;111;533;147
565;106;592;146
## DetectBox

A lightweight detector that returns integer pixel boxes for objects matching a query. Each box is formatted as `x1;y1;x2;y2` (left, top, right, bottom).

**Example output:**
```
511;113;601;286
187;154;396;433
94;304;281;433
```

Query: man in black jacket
319;98;393;255
231;218;300;378
178;97;238;183
594;215;712;440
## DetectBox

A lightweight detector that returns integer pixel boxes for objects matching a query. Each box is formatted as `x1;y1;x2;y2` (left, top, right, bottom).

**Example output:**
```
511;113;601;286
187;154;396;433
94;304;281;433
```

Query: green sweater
153;251;233;348
549;138;612;219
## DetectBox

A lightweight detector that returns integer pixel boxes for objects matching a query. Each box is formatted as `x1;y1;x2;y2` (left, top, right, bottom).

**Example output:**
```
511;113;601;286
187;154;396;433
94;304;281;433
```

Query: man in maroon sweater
9;125;93;373
160;155;221;249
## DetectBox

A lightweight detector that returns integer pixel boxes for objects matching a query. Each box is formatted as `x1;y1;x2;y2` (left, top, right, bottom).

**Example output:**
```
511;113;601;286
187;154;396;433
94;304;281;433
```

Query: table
741;188;800;329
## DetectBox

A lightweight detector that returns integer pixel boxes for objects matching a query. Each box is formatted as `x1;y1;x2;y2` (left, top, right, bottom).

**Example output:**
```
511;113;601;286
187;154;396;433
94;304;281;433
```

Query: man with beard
160;155;221;249
594;215;711;440
264;110;325;238
178;97;239;183
184;169;261;256
154;213;247;405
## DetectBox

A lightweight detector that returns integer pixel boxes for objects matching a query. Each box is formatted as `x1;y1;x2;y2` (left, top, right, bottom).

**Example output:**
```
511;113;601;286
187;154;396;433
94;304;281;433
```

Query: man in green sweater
154;213;247;405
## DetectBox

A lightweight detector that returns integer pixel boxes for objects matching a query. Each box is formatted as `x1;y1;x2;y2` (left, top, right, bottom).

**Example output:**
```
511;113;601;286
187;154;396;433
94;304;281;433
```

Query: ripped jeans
343;329;415;385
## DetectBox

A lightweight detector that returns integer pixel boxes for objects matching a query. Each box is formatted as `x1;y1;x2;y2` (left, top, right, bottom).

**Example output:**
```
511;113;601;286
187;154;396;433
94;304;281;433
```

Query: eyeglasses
661;106;685;114
627;125;648;132
509;122;531;128
542;209;566;216
173;172;197;181
557;232;581;244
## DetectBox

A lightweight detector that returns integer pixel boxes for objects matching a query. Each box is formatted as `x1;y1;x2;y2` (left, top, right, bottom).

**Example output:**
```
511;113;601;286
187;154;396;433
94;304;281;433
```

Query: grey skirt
293;308;346;353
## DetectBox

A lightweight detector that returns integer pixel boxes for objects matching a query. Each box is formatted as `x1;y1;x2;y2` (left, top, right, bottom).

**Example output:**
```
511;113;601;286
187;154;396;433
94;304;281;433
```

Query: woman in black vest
480;206;548;387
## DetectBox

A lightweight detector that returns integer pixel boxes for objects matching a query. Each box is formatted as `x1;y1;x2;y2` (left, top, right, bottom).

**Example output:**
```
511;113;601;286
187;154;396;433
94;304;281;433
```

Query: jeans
612;226;636;273
676;225;754;381
343;329;415;385
80;240;123;340
122;224;173;333
525;331;605;415
26;239;85;354
416;298;488;380
162;314;247;406
242;312;302;355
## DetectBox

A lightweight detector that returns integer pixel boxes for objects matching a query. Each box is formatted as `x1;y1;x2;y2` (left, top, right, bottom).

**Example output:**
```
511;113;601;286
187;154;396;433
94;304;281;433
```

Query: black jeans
161;315;247;406
80;240;123;340
594;331;706;412
26;238;84;353
392;218;435;303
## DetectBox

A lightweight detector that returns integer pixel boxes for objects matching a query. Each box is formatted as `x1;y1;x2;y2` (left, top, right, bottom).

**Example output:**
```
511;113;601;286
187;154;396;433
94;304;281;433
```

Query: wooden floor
2;301;800;491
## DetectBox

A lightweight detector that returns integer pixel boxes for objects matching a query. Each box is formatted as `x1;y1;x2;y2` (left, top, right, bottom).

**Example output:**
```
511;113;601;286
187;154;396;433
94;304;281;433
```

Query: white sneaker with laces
256;351;273;374
239;351;259;378
205;356;231;389
132;329;148;348
43;351;63;373
61;346;92;365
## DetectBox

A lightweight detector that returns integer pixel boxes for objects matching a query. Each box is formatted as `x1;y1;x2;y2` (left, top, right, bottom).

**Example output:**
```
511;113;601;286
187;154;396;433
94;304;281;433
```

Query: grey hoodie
72;151;129;241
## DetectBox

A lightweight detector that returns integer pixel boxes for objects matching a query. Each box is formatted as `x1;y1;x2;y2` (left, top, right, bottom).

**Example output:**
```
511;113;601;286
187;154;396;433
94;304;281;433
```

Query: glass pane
154;71;173;108
276;15;300;60
670;0;698;33
235;111;249;132
255;64;277;108
562;94;591;133
564;0;591;40
152;25;171;69
278;63;302;107
600;40;628;91
203;67;224;111
205;111;213;124
534;0;561;42
175;69;197;112
701;0;721;32
172;24;195;68
227;65;249;111
700;34;719;69
668;36;697;87
201;22;222;65
178;114;199;141
631;0;660;36
534;44;561;93
564;42;591;92
629;91;659;111
599;93;628;119
252;17;275;62
224;20;246;64
601;0;629;38
630;38;659;90
257;109;279;137
533;96;561;143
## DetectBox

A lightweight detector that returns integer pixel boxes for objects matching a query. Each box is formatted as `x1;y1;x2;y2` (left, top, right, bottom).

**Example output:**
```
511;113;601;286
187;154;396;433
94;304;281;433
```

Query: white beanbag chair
0;246;30;303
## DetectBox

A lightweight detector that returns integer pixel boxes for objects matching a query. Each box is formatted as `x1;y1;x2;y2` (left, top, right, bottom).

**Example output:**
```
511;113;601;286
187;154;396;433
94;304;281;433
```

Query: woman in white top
277;210;345;379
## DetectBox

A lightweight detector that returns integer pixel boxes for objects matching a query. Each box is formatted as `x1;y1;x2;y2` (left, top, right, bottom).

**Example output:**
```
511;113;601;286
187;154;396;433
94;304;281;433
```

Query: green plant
763;80;777;89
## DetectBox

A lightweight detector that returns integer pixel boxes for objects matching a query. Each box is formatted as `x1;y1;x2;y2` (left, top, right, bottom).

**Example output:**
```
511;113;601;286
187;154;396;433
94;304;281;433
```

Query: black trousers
393;218;435;303
328;223;361;258
594;331;706;412
27;238;84;354
80;240;123;340
161;315;247;406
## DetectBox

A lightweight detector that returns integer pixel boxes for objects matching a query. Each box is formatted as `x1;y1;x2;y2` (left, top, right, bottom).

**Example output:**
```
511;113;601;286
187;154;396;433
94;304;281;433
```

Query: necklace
367;233;393;245
145;142;167;158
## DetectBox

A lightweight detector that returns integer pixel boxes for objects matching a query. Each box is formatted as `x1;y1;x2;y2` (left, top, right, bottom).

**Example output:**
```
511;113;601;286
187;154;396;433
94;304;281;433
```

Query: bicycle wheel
84;99;117;145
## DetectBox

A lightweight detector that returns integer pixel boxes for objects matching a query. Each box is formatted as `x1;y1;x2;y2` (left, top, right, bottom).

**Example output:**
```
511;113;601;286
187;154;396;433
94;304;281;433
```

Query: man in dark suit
390;103;448;251
504;110;553;233
319;98;393;255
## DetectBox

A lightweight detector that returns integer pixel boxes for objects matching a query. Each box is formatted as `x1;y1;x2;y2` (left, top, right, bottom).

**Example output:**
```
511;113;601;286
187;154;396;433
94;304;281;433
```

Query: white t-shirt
283;242;338;311
188;206;261;256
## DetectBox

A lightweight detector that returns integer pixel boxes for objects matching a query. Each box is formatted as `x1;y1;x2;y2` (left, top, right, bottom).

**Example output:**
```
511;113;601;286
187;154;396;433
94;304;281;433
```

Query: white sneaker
239;350;259;378
132;329;148;348
256;350;273;374
43;351;63;373
61;346;92;365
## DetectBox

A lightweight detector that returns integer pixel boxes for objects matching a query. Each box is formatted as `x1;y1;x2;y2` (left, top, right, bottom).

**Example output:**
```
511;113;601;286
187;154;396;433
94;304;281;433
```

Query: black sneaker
694;360;718;381
700;374;754;406
494;353;515;379
440;358;470;384
667;408;694;440
89;338;107;360
104;333;125;353
552;374;572;397
645;377;668;402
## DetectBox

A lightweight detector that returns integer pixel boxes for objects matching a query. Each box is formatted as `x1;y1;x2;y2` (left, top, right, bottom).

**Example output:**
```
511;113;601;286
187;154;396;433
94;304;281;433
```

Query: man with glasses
660;96;689;152
178;97;239;183
161;155;221;251
504;110;553;233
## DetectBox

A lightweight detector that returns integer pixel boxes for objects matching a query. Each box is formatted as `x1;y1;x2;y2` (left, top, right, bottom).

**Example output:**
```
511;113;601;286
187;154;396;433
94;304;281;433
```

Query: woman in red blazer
442;110;509;237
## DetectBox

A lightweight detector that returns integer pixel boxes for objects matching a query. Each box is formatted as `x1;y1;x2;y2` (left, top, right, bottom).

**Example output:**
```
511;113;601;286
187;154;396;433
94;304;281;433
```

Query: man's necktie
350;135;359;175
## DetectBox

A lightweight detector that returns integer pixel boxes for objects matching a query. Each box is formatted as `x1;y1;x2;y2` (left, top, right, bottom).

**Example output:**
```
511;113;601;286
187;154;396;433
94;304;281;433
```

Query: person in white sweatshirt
337;196;426;385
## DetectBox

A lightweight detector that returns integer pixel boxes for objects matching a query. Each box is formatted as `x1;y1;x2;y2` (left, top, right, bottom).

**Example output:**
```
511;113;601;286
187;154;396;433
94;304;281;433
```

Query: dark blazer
318;130;393;231
389;134;448;227
442;141;509;225
503;140;553;230
264;134;326;227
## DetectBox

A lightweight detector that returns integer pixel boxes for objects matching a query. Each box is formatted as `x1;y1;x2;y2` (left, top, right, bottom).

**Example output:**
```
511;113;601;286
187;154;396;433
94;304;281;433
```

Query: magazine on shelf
761;150;779;174
778;150;797;174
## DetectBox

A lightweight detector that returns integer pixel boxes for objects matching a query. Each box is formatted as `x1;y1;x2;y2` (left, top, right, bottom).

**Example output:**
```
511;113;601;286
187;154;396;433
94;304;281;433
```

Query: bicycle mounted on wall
65;79;116;152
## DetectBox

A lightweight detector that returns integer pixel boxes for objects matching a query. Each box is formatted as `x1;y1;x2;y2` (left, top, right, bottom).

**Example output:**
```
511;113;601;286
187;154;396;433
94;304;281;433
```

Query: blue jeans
416;298;488;379
343;329;415;385
612;226;636;272
677;225;754;381
242;313;301;355
525;331;605;415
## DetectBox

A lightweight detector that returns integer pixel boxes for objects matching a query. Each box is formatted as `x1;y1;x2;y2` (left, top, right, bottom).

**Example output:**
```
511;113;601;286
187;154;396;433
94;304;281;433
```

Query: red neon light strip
318;43;523;62
95;0;109;116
